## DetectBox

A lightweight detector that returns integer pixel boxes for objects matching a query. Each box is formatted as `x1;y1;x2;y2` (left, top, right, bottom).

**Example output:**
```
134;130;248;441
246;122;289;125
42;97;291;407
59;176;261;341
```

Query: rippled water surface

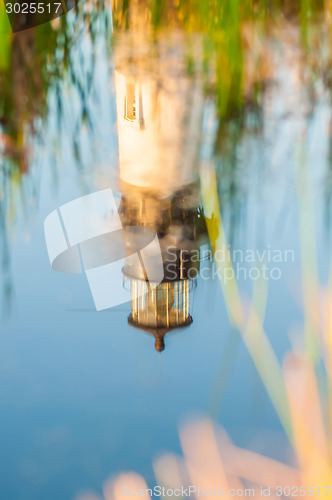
1;2;332;499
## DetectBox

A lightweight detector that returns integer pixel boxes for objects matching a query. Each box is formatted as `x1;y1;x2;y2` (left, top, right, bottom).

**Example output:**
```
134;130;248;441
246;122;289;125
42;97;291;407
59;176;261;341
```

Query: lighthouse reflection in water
114;27;208;352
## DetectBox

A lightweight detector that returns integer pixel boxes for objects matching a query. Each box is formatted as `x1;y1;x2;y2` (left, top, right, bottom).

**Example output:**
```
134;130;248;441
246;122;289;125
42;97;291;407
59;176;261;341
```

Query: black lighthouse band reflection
119;182;207;352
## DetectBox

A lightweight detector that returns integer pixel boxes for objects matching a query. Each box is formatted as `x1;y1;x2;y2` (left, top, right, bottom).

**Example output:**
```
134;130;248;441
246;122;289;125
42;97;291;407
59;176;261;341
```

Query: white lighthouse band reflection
119;183;206;352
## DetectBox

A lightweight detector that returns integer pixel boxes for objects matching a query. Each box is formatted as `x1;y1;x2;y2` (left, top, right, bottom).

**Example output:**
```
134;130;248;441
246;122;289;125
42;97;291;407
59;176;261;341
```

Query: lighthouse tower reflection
114;27;207;351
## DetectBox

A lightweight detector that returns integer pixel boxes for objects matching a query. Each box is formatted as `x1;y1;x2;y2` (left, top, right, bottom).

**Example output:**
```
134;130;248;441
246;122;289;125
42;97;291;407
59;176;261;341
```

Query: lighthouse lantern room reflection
114;31;207;351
